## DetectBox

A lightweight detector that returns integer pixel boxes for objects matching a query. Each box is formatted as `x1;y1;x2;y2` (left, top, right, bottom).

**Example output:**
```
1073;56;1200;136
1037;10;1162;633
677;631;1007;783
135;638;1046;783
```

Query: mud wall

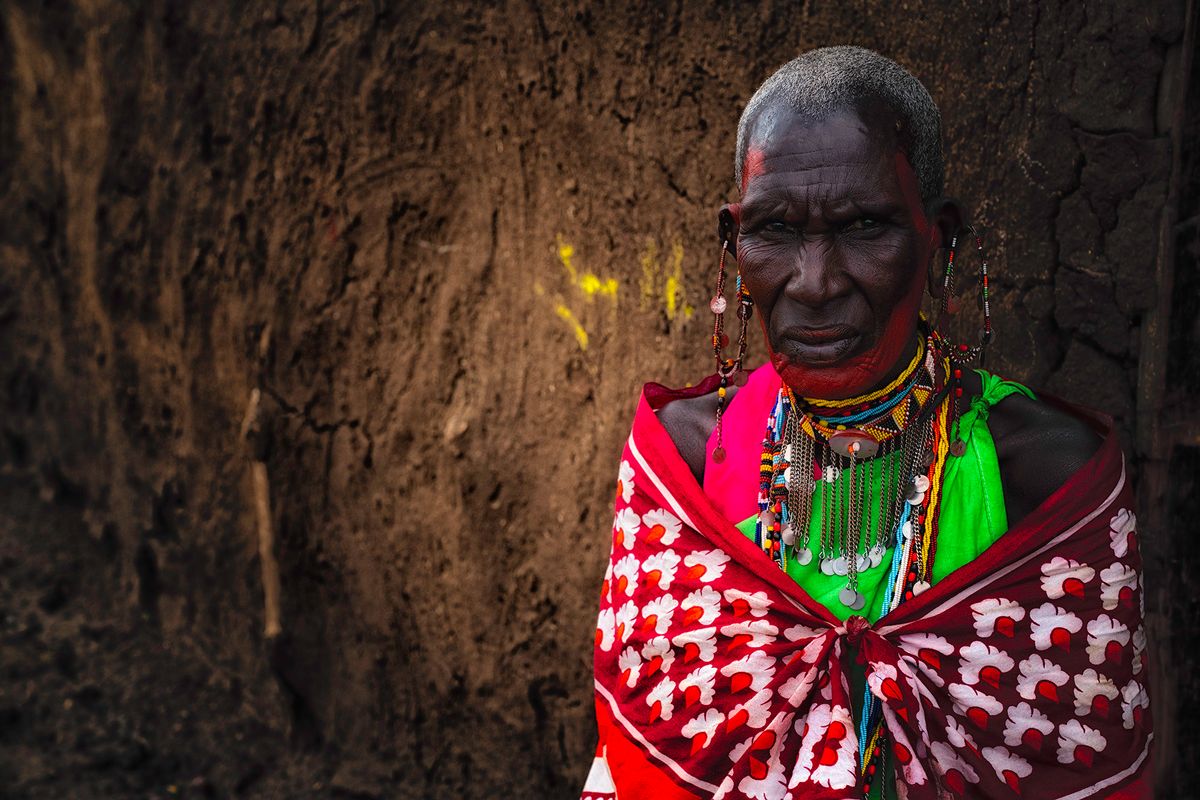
0;1;1192;797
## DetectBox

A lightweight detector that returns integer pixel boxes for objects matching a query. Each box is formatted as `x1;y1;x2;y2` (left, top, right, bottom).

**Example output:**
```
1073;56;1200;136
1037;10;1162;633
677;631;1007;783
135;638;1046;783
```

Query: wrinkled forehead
741;102;905;192
739;104;929;223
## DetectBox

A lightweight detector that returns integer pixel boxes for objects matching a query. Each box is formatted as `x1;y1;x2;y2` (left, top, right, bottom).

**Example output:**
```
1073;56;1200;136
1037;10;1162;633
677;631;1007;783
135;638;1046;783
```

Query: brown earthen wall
0;1;1193;797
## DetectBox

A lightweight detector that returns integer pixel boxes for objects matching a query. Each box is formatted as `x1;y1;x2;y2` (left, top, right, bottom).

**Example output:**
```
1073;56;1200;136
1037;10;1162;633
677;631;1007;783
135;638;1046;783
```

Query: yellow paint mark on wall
640;238;694;320
547;236;623;350
667;239;696;321
559;235;619;300
639;241;660;311
557;237;578;284
665;274;680;319
555;304;589;350
580;273;619;298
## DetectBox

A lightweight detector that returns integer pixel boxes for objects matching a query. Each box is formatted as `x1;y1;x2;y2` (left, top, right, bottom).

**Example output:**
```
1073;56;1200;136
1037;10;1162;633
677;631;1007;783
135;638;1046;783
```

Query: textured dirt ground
0;1;1194;797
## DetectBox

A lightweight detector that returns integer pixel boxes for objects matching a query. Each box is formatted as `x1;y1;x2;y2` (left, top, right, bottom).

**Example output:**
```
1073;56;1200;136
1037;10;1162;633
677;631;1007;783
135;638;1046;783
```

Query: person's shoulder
656;386;730;483
977;371;1104;523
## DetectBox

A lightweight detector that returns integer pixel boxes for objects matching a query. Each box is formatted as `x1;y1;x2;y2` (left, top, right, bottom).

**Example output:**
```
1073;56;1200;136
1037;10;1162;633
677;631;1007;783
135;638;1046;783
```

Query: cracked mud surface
0;2;1193;797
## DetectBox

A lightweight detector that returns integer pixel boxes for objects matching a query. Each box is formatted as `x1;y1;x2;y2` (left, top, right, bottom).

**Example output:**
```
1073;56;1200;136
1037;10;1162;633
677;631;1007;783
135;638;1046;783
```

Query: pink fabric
591;378;1153;799
701;363;782;523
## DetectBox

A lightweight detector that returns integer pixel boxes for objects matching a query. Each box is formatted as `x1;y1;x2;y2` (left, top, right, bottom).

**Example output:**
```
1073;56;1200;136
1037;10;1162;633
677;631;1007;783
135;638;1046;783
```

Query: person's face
729;106;940;400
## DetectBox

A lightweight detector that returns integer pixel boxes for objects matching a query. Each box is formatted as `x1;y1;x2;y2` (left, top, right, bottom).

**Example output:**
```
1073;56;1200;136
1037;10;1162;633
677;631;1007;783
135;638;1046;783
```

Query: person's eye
763;220;792;234
843;217;880;232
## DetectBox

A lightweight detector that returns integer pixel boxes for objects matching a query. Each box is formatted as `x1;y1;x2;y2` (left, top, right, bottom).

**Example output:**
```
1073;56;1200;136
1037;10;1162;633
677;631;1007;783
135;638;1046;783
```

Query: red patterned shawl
584;380;1152;800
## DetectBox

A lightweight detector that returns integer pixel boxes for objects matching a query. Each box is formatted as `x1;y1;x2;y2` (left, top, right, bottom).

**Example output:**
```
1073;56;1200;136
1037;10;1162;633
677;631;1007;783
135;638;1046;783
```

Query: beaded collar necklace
753;330;955;612
794;336;931;444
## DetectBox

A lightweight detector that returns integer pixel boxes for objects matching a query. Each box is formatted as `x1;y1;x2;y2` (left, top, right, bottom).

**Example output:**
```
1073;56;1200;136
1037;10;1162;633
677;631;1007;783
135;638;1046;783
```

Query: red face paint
741;147;766;194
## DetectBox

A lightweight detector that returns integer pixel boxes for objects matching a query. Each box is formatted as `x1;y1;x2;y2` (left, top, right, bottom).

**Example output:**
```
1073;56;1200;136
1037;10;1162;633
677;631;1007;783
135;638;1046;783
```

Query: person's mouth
778;325;861;364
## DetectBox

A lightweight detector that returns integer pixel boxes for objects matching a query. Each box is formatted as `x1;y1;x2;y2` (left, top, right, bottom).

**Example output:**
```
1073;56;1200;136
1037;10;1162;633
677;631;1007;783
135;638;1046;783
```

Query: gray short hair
735;46;944;204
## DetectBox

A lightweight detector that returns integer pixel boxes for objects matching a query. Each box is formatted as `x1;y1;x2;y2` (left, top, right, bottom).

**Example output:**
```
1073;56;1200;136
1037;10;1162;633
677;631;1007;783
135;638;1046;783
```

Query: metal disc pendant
950;440;967;457
912;475;931;493
831;556;849;576
795;547;813;566
921;450;936;467
819;557;836;576
829;430;880;459
710;295;727;314
712;446;726;463
869;546;884;569
733;369;749;387
912;580;931;596
856;553;871;572
824;465;840;483
839;586;866;610
781;524;796;546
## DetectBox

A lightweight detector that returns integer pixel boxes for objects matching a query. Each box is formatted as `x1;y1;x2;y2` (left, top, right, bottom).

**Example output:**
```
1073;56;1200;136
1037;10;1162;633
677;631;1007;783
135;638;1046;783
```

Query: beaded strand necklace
754;333;953;610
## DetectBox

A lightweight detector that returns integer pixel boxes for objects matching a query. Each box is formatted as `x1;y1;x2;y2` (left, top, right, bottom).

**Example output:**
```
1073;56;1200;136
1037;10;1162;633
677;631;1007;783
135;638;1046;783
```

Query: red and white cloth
584;379;1152;800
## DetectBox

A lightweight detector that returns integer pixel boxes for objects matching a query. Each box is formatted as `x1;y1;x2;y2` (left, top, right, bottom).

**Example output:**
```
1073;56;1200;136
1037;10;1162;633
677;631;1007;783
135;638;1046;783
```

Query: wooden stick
242;386;282;639
251;459;281;639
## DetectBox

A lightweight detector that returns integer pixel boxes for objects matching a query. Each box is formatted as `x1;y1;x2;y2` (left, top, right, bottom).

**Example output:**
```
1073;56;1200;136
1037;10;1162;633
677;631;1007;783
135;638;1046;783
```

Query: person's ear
717;204;741;257
924;197;965;298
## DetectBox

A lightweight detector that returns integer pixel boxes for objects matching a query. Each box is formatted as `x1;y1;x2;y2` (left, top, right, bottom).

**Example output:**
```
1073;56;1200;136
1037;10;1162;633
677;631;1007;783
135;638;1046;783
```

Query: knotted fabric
584;378;1152;800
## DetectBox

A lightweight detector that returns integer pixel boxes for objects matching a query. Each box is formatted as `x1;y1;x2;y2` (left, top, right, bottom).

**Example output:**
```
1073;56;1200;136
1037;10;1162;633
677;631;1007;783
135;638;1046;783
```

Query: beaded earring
710;237;753;463
933;224;993;456
934;224;993;363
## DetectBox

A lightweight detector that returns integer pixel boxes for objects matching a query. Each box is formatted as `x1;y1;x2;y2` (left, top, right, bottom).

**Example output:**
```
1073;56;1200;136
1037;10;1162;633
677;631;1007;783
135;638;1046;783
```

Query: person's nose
783;237;845;308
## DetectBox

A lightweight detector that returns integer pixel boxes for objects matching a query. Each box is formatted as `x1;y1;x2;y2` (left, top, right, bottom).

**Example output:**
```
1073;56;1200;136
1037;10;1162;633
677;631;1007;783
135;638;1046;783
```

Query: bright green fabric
734;371;1033;622
734;371;1033;797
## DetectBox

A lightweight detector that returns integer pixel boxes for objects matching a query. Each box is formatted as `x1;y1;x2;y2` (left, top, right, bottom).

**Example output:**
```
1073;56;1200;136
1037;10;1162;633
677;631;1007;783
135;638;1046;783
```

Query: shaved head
736;46;944;204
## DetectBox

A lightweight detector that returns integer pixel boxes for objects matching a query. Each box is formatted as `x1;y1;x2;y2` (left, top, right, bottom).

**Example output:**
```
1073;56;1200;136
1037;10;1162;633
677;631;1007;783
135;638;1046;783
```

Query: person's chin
771;335;894;399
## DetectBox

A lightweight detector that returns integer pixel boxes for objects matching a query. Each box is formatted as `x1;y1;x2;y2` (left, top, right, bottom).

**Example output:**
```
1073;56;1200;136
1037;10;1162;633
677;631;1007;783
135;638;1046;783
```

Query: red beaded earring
710;237;753;463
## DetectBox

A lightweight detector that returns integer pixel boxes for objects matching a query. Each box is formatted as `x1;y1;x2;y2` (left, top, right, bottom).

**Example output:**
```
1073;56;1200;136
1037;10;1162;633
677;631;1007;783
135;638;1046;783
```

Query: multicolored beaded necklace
753;332;954;607
752;326;960;796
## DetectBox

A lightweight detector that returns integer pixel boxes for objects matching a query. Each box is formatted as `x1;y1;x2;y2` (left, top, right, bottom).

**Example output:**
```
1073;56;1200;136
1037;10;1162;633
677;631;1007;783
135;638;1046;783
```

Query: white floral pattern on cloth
590;422;1152;800
970;597;1026;639
617;460;636;504
643;508;684;547
1109;508;1136;558
581;751;619;800
1073;668;1119;719
1039;557;1095;600
1029;603;1083;653
958;641;1014;689
613;507;640;552
1003;701;1054;750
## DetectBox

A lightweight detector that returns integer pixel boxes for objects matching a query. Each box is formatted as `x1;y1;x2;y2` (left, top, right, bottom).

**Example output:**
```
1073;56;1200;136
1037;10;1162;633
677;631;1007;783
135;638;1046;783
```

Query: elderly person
582;47;1151;800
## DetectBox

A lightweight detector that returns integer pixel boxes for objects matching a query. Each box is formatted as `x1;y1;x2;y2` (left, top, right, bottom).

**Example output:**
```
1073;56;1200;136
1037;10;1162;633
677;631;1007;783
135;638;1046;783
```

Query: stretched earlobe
926;197;966;250
717;204;740;256
927;252;944;300
924;197;965;302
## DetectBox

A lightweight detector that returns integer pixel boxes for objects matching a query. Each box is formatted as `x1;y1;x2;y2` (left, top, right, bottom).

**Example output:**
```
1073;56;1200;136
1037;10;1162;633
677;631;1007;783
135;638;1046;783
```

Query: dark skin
660;103;1100;529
